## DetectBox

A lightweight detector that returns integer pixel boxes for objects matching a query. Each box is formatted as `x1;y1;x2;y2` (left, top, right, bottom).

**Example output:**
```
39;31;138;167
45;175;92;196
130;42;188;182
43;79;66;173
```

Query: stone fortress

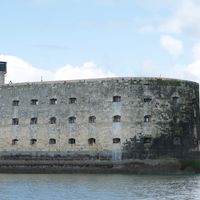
0;61;199;173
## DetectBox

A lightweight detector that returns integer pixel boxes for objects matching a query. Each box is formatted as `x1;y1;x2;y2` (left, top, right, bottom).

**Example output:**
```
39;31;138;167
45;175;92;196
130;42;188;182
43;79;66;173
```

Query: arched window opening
30;117;37;125
50;98;57;105
49;138;56;144
69;116;76;124
113;96;121;102
143;136;152;144
69;97;77;104
89;116;96;123
68;138;76;144
113;138;121;144
113;115;121;123
12;100;19;106
88;138;96;145
12;139;18;145
144;97;152;103
30;138;37;145
12;118;19;125
144;115;151;123
172;96;179;103
31;99;38;105
50;117;56;124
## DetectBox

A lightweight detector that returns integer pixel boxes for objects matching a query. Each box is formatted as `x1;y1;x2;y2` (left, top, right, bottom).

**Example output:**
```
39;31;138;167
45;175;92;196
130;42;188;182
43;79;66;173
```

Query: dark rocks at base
0;158;198;174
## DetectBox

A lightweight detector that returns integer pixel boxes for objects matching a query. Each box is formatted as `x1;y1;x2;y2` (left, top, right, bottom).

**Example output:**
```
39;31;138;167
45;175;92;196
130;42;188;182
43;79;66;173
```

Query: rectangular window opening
69;117;76;124
12;139;18;145
12;100;19;106
144;97;152;103
30;139;37;145
31;99;38;105
113;115;121;122
113;138;121;143
113;96;121;102
144;115;151;123
68;138;76;144
30;117;37;125
88;138;96;145
143;137;152;144
172;96;179;103
50;98;57;105
49;138;56;144
50;117;56;124
12;118;19;125
89;116;96;123
69;97;77;104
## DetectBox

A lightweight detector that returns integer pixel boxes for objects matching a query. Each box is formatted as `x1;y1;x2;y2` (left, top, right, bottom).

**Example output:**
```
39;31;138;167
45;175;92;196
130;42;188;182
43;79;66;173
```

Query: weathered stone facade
0;75;198;162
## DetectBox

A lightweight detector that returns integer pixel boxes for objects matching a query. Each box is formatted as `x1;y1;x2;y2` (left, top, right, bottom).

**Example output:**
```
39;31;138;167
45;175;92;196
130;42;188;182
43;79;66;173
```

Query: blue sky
1;0;200;83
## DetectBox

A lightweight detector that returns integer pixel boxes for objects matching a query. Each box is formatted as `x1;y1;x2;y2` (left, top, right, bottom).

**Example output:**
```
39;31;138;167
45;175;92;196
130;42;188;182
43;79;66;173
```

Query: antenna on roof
41;76;43;82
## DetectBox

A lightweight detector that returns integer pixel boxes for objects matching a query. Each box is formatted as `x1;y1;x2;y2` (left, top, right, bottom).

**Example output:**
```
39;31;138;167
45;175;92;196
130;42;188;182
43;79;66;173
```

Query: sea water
0;173;199;200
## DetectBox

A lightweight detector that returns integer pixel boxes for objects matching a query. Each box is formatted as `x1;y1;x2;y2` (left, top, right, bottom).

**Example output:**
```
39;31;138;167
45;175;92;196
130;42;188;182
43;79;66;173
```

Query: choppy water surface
0;173;199;200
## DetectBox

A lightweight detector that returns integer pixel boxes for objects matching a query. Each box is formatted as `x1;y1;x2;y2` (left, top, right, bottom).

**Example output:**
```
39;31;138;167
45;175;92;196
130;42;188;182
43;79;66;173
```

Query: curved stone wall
0;77;198;160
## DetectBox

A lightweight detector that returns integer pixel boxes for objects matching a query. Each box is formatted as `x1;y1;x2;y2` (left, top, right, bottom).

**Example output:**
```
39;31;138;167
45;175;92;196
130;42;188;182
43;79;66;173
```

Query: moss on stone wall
155;79;181;86
181;160;200;173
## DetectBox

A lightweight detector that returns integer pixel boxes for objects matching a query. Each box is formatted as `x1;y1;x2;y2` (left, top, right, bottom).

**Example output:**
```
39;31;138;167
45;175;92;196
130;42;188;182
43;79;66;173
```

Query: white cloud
140;0;200;38
160;35;183;56
140;0;200;83
0;55;115;83
0;55;54;83
159;19;182;34
175;43;200;83
140;57;200;83
155;60;200;84
159;0;200;37
2;54;200;86
54;62;115;80
185;60;200;82
172;60;200;83
139;0;200;83
182;43;200;82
